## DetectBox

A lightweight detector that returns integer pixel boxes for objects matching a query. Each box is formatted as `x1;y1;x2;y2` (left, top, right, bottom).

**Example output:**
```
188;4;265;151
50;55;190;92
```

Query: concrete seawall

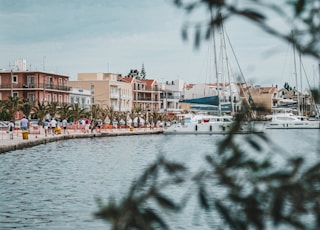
0;128;164;154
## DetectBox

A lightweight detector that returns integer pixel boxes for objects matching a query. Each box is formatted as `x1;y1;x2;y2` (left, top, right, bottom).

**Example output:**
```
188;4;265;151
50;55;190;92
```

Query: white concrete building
160;79;184;113
69;87;92;109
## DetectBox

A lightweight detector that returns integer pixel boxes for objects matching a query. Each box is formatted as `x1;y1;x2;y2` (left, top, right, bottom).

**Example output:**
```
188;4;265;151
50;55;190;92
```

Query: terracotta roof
121;77;134;83
185;84;195;89
139;79;158;90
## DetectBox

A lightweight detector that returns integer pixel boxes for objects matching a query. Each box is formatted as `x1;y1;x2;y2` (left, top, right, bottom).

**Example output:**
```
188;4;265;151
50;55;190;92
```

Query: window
59;95;62;103
71;97;74;104
28;93;35;102
47;76;53;88
48;94;51;102
27;75;35;87
58;78;62;86
53;94;57;102
12;75;18;83
13;92;18;97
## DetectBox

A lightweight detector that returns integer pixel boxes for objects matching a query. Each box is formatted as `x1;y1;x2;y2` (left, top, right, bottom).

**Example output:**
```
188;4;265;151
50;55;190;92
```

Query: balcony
0;83;71;92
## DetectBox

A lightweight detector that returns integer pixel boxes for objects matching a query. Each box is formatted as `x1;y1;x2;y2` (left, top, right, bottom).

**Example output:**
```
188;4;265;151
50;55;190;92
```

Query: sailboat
265;31;320;129
164;13;265;134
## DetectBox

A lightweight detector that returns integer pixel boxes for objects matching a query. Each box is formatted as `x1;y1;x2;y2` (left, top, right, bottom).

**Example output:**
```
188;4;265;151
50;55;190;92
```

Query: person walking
43;119;49;137
62;118;68;134
50;118;57;135
20;115;29;131
84;119;90;133
7;120;14;140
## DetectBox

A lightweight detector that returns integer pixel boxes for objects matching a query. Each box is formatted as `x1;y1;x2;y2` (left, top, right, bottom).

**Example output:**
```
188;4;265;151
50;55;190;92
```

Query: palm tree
0;100;12;120
32;101;49;125
100;107;109;124
47;102;59;119
106;105;116;125
57;103;73;121
90;104;102;120
4;96;22;119
69;104;89;124
128;108;136;127
19;99;33;119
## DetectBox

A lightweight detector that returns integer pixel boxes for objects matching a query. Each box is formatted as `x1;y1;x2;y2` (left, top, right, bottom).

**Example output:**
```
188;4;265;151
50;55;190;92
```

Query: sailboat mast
220;19;233;115
292;30;300;115
211;8;221;116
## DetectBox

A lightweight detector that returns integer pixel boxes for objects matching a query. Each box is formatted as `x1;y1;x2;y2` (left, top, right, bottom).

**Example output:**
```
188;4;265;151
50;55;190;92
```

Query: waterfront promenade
0;127;164;154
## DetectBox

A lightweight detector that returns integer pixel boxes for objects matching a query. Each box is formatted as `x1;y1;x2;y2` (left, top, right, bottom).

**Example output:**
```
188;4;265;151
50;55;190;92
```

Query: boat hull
265;121;320;129
164;121;265;134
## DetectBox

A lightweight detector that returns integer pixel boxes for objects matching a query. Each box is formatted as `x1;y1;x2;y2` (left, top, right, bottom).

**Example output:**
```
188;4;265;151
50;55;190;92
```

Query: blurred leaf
246;136;262;151
194;25;201;48
271;191;283;225
182;24;188;41
198;185;210;210
295;0;306;15
153;192;179;211
143;208;169;229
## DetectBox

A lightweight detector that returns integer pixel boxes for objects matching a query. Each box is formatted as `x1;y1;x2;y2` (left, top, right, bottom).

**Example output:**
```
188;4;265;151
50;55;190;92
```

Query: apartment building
159;79;184;113
0;70;70;104
121;77;161;112
69;73;132;111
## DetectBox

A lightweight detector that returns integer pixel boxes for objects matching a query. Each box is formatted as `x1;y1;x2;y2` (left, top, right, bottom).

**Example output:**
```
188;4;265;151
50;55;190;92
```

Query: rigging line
220;20;233;112
224;28;254;111
224;30;247;84
301;60;320;116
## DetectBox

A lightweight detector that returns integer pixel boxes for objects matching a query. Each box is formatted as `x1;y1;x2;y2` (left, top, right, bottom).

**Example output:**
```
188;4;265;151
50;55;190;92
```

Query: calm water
0;130;319;229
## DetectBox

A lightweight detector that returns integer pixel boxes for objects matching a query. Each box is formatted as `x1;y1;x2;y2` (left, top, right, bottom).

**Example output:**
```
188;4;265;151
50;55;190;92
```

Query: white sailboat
164;13;265;134
265;31;320;129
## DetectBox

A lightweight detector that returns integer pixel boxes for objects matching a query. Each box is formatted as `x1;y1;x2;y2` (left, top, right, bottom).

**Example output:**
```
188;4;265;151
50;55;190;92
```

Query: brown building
244;85;279;114
0;70;70;104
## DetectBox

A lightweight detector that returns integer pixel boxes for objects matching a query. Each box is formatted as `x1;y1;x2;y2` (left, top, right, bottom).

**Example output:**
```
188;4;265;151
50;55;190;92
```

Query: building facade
159;79;184;113
69;87;92;109
69;73;133;111
121;77;161;112
0;70;70;104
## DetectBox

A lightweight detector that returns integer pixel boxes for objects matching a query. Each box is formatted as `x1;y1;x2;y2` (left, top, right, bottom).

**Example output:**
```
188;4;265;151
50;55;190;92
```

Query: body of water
0;130;319;229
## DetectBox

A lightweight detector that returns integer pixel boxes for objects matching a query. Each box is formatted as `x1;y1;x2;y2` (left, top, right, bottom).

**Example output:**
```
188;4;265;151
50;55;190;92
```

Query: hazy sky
0;0;318;88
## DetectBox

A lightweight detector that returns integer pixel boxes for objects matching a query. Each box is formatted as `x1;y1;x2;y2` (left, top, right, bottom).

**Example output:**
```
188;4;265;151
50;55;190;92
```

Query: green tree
32;101;49;124
47;102;59;119
69;104;89;123
106;105;116;125
90;104;102;121
57;103;73;121
128;69;140;79
4;96;22;118
0;100;12;120
19;99;33;119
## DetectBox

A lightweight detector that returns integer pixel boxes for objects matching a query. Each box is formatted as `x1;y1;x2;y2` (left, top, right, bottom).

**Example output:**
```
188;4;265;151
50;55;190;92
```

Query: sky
0;0;319;89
